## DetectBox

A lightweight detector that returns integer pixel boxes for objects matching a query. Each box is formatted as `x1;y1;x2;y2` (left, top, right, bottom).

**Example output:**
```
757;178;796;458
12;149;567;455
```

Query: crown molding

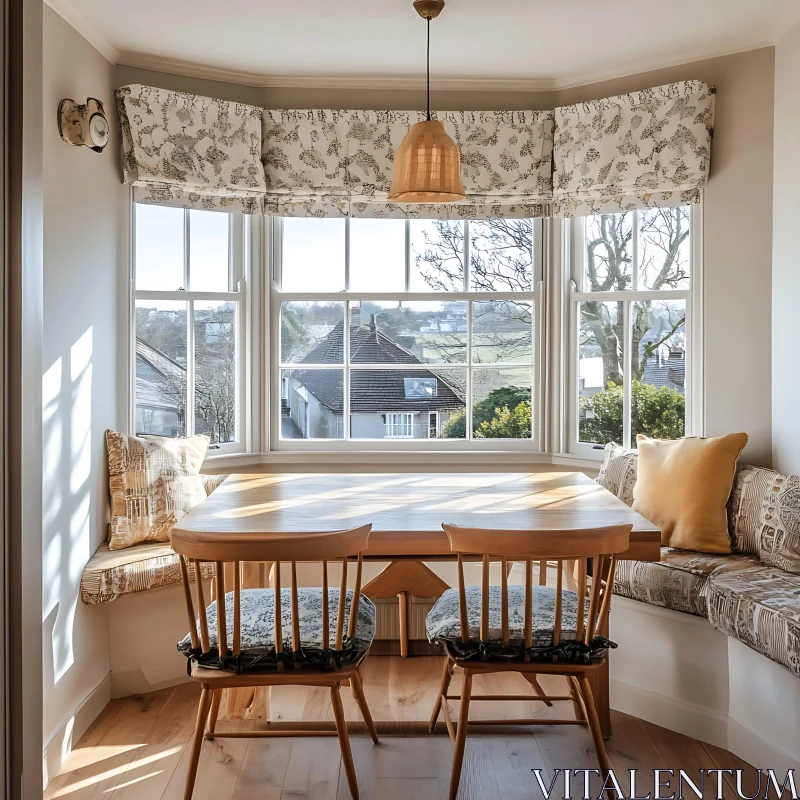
114;52;555;92
44;0;119;64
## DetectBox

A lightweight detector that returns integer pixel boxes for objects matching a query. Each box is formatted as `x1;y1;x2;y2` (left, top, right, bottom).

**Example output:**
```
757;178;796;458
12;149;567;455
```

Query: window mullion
466;299;473;441
463;219;470;291
632;209;639;292
343;301;351;441
187;298;195;437
623;299;632;450
404;219;410;292
184;209;191;290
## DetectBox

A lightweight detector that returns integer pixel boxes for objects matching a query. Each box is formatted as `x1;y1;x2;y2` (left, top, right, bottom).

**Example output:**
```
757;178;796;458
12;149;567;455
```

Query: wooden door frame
6;0;44;795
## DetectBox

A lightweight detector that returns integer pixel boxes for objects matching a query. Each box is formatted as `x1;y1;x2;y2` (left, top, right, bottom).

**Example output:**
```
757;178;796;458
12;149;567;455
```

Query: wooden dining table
174;470;660;738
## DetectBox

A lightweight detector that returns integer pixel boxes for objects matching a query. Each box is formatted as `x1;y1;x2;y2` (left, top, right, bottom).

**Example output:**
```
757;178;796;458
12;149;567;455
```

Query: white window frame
129;202;249;455
565;203;703;458
268;216;546;453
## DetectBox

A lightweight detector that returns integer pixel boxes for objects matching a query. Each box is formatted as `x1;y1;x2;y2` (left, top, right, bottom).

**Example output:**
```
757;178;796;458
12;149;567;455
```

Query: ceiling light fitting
388;0;465;204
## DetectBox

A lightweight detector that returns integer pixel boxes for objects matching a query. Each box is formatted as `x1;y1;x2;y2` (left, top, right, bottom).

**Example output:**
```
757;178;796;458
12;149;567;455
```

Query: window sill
202;450;602;472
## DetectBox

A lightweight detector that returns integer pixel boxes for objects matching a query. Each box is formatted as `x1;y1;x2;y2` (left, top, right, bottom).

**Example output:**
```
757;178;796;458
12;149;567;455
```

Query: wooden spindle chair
172;524;378;800
427;523;632;800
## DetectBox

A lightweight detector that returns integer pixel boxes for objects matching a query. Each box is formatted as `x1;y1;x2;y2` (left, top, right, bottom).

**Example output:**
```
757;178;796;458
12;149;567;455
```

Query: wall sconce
57;97;109;152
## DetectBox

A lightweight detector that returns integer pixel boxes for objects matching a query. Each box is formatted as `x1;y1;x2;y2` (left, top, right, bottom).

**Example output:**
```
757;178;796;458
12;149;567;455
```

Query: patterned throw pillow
727;465;778;556
759;472;800;574
596;442;638;507
106;430;209;550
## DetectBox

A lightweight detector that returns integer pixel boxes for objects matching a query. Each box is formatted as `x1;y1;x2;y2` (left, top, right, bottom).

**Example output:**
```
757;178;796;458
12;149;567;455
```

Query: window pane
472;368;532;439
135;204;184;291
584;213;633;292
135;300;187;437
281;218;345;292
349;219;405;292
280;369;343;439
472;300;533;364
578;301;623;444
280;302;344;364
351;369;466;439
638;206;691;290
195;301;237;444
410;220;465;291
189;210;229;291
350;301;467;364
631;300;686;441
470;220;533;291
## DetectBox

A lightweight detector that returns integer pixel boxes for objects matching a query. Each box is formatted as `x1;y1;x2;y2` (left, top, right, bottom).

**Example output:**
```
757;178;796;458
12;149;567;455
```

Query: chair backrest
442;523;632;649
172;524;372;668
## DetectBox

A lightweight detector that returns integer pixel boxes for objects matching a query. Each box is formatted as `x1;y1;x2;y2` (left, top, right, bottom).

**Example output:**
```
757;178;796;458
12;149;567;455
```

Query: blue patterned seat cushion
426;585;614;664
178;588;375;672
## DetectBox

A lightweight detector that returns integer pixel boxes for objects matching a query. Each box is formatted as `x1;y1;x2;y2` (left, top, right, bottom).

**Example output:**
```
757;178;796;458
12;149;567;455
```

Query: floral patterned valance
261;109;554;219
552;81;715;218
116;84;266;214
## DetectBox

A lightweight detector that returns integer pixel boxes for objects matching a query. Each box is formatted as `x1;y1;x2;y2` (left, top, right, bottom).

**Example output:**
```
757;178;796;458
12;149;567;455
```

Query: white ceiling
50;0;800;89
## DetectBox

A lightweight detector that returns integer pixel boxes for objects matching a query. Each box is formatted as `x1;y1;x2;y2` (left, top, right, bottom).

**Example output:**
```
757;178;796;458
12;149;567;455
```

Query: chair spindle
584;555;602;645
595;556;617;637
552;558;563;648
457;553;469;645
179;556;199;650
216;561;227;660
501;558;509;645
335;556;348;650
274;561;283;659
322;560;329;650
347;552;363;640
194;560;210;654
291;561;301;656
575;557;587;642
233;560;241;657
524;559;533;652
480;554;490;642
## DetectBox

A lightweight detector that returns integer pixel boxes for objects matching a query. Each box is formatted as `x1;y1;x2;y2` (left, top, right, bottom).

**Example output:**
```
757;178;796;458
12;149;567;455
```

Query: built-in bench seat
600;449;800;677
80;474;226;605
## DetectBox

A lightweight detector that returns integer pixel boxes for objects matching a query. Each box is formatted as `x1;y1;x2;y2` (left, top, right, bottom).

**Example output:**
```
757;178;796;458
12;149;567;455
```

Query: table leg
398;591;411;658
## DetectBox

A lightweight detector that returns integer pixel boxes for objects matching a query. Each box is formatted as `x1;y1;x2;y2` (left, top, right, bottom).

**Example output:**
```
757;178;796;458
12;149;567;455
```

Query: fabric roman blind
552;81;715;217
116;84;266;214
262;109;554;219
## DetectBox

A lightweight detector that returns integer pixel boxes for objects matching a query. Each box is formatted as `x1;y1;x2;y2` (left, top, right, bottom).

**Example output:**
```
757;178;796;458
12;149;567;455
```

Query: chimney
369;313;377;334
350;306;361;328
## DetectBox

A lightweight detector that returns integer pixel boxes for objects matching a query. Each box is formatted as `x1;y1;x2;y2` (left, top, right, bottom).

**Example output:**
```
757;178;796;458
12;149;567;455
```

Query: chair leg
523;674;554;707
568;676;585;721
350;669;379;744
331;683;359;800
206;689;222;737
448;671;472;800
184;686;212;800
428;657;454;733
577;675;612;794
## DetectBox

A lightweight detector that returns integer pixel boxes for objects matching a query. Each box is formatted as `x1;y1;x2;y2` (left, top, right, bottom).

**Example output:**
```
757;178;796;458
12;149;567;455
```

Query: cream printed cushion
106;430;209;550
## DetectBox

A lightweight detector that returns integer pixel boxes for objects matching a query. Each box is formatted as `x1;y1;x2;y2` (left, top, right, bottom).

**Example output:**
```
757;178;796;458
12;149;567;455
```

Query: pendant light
388;0;465;203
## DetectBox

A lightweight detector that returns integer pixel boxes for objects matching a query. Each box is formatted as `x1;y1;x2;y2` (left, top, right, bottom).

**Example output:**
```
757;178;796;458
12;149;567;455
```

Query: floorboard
45;657;756;800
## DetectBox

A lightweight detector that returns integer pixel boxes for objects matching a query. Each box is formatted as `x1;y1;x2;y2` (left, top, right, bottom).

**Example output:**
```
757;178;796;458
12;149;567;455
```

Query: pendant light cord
426;18;431;121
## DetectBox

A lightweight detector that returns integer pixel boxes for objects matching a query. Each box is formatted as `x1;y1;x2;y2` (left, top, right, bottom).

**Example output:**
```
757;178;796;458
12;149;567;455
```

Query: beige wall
42;4;125;781
772;23;800;474
116;49;776;465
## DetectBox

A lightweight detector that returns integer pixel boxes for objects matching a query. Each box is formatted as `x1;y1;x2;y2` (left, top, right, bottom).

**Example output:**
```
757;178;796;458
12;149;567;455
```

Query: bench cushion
177;588;376;671
708;564;800;676
426;585;612;664
81;474;227;604
80;541;216;604
614;547;759;617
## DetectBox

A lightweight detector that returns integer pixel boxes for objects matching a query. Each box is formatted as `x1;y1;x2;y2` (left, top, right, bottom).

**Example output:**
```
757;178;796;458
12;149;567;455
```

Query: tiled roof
295;318;465;413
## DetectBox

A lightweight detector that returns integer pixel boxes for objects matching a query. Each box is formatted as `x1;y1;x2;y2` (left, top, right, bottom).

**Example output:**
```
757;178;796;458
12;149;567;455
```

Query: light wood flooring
45;656;766;800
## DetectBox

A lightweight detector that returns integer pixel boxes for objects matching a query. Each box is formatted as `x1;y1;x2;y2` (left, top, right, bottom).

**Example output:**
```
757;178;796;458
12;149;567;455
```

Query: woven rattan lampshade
388;120;465;202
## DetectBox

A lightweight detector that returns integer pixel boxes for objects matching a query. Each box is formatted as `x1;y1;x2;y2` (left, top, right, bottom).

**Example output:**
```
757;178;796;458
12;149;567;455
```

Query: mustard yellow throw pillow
632;433;749;554
106;430;209;550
